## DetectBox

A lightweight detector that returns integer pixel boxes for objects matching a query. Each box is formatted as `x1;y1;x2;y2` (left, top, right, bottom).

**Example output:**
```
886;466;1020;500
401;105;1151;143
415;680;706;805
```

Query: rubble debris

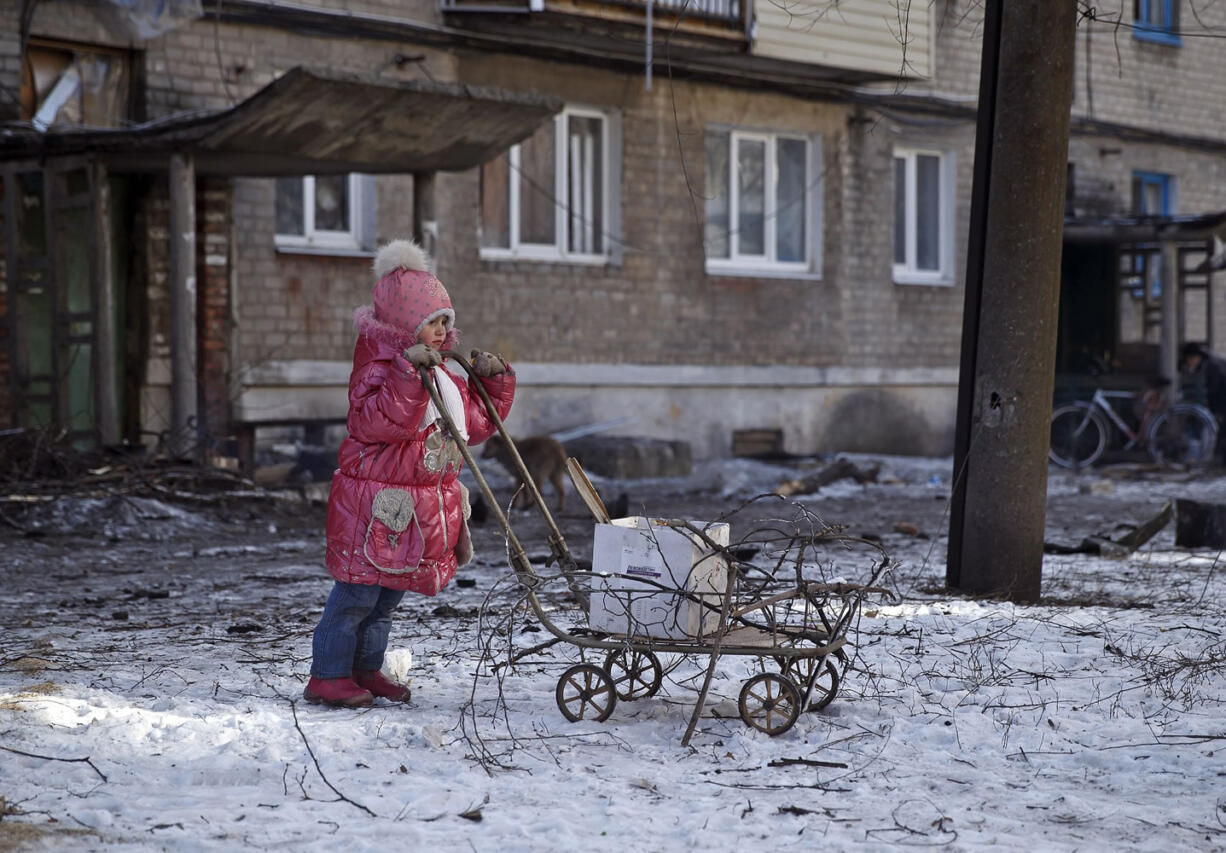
1044;500;1172;556
607;491;630;519
729;545;759;561
470;492;489;524
0;427;279;506
563;436;691;479
549;416;637;443
1174;498;1226;548
775;458;881;497
732;428;784;458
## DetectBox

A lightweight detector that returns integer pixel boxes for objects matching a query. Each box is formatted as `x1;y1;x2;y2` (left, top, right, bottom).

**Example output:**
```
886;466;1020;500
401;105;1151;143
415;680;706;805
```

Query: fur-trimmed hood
353;305;460;352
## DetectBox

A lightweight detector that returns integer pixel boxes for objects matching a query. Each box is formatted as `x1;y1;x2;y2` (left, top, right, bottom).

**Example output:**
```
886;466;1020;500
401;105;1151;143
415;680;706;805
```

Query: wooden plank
565;457;612;523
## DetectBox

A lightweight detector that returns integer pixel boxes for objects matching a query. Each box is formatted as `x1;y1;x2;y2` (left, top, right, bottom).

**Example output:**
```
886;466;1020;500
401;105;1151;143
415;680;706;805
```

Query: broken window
21;41;132;131
274;174;375;253
479;106;612;261
704;128;819;275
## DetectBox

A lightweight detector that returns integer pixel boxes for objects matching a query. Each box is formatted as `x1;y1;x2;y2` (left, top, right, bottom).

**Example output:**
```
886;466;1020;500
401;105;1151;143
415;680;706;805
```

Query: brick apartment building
2;0;1225;463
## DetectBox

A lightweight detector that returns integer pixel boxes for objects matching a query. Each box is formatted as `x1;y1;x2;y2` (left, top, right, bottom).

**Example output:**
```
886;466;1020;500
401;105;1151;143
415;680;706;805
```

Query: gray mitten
404;343;442;368
470;349;507;377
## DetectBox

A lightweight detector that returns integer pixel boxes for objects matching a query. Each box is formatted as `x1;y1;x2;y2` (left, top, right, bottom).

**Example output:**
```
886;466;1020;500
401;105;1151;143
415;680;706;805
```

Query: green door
3;164;122;448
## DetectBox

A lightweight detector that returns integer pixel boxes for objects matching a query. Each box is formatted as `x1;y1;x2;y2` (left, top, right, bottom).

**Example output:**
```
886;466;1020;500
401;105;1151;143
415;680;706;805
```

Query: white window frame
704;128;823;279
479;106;613;265
275;173;375;255
892;146;955;286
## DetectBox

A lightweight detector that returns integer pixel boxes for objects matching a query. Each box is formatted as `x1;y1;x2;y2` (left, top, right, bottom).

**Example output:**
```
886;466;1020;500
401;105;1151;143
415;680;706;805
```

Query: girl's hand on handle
470;349;508;377
404;343;442;368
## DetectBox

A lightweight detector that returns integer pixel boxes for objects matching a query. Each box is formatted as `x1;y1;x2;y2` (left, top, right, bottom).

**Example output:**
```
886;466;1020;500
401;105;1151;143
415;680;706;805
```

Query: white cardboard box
588;517;730;640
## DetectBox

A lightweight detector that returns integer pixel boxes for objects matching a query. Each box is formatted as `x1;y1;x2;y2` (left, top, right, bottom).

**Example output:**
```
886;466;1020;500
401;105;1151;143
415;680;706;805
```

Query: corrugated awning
0;67;562;176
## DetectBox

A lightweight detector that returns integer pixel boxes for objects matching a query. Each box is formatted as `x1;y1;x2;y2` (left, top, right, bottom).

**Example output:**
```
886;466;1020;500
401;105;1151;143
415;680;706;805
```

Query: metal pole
169;152;198;459
946;0;1077;602
947;0;1002;591
1160;241;1179;382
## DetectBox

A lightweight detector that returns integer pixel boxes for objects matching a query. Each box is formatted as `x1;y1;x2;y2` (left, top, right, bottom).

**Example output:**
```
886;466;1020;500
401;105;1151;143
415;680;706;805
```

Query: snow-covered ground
2;455;1225;851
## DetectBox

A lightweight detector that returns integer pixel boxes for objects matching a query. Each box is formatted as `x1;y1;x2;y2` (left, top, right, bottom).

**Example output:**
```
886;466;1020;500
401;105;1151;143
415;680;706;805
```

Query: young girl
304;239;515;708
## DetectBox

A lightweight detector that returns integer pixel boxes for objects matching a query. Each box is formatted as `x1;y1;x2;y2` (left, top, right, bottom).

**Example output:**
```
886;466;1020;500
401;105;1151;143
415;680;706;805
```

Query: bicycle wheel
1050;402;1108;468
1146;403;1219;466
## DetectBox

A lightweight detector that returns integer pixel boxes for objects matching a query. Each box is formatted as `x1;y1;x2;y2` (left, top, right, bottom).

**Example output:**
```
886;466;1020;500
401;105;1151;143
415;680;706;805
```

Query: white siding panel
752;0;932;79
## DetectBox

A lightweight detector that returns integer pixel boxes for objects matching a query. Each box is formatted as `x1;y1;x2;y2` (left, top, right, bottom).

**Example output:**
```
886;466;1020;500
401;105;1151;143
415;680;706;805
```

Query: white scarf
422;366;468;442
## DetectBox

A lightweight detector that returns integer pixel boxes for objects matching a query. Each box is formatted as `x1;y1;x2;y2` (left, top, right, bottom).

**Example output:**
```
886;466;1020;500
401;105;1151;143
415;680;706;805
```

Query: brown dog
482;434;567;511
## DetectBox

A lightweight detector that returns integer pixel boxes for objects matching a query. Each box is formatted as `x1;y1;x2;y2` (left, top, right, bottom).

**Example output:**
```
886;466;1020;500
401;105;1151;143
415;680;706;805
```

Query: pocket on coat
363;488;425;572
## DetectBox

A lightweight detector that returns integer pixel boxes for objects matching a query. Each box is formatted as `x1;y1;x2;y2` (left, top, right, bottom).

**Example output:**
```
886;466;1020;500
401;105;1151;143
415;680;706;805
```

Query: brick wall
198;177;232;445
6;0;1226;456
440;54;967;372
138;180;172;440
929;1;1226;215
0;5;19;124
230;177;409;369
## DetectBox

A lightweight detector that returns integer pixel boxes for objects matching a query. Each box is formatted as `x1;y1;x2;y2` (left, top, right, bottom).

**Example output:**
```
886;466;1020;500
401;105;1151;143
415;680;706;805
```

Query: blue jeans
310;581;407;679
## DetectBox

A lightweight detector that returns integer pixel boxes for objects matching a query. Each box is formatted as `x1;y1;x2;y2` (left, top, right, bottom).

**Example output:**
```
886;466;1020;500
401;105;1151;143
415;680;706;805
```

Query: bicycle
1049;387;1218;468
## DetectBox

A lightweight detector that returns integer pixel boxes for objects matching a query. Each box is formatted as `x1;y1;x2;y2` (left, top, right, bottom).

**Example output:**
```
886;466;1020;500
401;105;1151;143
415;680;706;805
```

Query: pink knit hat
357;239;459;350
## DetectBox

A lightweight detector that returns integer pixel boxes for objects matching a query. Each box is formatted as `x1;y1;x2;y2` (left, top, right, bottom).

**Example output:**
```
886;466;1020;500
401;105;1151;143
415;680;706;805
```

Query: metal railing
442;0;744;27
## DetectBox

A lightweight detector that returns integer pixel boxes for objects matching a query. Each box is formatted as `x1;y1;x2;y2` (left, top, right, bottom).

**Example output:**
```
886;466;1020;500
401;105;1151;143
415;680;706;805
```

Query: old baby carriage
421;353;891;744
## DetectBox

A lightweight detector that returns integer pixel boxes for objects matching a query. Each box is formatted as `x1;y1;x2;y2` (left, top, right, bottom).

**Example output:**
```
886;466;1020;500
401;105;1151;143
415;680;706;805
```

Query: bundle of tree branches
0;427;115;484
0;427;256;501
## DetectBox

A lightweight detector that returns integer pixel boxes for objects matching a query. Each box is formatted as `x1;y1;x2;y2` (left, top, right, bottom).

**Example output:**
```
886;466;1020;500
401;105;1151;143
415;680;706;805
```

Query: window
1134;0;1181;45
22;40;132;130
275;174;374;254
1132;170;1172;215
703;129;821;275
893;147;954;285
480;106;617;262
1128;171;1174;303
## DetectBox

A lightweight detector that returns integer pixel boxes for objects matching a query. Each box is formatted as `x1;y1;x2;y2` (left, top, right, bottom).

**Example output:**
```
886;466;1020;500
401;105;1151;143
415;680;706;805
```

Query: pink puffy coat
324;328;515;596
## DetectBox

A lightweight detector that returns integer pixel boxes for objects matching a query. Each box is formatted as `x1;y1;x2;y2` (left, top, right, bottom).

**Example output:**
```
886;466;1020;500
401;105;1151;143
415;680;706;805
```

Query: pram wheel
738;672;801;735
804;659;841;711
604;649;663;701
556;663;617;723
777;656;841;712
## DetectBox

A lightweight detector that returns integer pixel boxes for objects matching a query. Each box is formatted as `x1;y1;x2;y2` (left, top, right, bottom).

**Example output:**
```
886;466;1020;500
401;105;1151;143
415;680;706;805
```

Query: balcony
441;0;750;50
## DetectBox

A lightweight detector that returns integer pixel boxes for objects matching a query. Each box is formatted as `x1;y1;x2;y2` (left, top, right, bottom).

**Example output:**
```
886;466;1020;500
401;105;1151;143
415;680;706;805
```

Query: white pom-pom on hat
372;239;432;280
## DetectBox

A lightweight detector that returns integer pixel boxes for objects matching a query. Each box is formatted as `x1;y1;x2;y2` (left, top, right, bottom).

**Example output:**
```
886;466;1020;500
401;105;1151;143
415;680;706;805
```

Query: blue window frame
1134;0;1181;45
1132;171;1172;215
1131;171;1174;300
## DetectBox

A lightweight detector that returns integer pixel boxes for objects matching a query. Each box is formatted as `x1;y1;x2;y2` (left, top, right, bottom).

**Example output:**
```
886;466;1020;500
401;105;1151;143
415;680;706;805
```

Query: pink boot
303;677;374;708
354;669;412;702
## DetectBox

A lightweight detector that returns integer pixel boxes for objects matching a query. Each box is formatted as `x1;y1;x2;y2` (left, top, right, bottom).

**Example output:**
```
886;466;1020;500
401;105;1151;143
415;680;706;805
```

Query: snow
2;455;1225;851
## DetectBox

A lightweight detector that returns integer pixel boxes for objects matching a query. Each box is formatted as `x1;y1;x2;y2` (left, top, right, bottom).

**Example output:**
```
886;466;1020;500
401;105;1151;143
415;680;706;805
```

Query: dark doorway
1056;242;1117;381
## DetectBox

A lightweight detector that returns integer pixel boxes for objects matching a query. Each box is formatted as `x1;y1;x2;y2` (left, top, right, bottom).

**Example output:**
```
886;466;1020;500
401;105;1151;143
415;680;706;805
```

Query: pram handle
420;353;587;607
